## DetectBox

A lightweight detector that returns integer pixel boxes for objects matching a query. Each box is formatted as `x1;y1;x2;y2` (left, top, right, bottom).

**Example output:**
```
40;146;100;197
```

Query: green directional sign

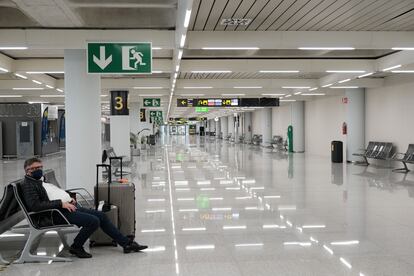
143;98;160;107
87;42;152;74
150;110;163;118
195;107;209;112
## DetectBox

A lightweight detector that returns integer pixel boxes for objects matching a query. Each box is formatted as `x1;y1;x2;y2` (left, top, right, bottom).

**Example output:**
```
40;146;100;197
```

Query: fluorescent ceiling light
282;86;311;89
382;64;401;71
321;83;333;88
183;86;212;89
13;87;44;90
323;245;334;255
178;49;183;60
175;65;180;72
261;93;285;96
221;93;245;96
0;67;9;72
391;47;414;50
338;78;350;83
26;71;64;74
28;101;49;104
299;47;355;50
101;95;108;97
191;70;232;73
0;46;28;50
233;86;262;89
235;243;263;247
326;70;365;73
302;225;326;229
309;87;318;91
391;70;414;73
184;9;192;28
301;93;325;96
32;80;42;85
285;94;291;98
340;257;352;269
280;99;296;102
180;34;186;48
56;89;63;92
259;70;299;73
182;227;206;231
152;70;163;73
45;85;54;89
0;95;23;98
294;92;302;95
330;86;359;89
133;87;164;89
223;225;246;230
40;95;65;98
152;47;162;50
330;240;359;245
202;47;259;50
185;245;215;250
141;229;166;233
180;94;205;96
14;73;27;79
357;72;373;78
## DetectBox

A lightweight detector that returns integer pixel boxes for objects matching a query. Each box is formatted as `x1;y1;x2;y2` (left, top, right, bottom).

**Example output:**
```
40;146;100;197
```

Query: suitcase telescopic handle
96;164;112;208
109;156;123;179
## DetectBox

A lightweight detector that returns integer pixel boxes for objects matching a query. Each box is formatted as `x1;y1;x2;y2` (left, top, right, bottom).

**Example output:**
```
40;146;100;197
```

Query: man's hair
24;157;42;170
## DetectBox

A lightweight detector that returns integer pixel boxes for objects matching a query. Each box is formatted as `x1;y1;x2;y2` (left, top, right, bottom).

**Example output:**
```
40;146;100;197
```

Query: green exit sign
195;107;209;112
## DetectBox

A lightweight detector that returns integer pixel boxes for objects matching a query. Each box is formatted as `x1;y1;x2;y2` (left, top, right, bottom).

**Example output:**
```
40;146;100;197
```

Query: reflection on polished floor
2;136;414;275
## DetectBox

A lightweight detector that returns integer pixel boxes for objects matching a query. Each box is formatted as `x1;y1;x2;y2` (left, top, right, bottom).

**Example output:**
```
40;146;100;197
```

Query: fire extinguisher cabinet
331;141;343;163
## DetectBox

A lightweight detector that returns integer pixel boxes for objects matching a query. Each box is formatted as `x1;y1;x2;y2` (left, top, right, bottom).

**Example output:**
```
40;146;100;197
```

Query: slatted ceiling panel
300;0;349;30
213;0;242;31
245;0;282;30
189;0;201;30
374;7;414;31
255;0;297;31
398;19;414;31
278;0;324;31
285;0;335;30
307;0;360;31
324;0;379;31
224;0;257;31
356;0;414;30
332;0;389;31
268;0;314;31
233;0;270;31
193;0;215;30
203;0;230;30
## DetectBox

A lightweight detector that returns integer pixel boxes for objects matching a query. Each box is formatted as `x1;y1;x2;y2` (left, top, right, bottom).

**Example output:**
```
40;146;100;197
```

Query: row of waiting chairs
353;141;414;173
0;170;93;264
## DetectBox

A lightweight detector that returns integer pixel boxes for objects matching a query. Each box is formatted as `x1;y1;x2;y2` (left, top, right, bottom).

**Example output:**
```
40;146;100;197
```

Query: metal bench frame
391;144;414;173
353;141;393;166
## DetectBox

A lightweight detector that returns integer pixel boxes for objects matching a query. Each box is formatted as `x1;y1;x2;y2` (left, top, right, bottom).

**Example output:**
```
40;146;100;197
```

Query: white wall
272;105;291;139
305;96;345;157
366;75;414;153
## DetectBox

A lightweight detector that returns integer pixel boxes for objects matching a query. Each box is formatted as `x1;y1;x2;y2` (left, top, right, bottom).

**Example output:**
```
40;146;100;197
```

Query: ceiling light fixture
0;95;23;98
13;87;44;90
259;70;299;73
391;70;414;73
184;9;192;28
282;86;311;89
56;88;64;92
14;73;27;79
175;65;180;72
152;47;162;50
138;94;164;97
321;83;333;88
152;70;163;73
280;99;296;102
133;87;164;89
233;86;262;89
391;47;414;50
0;46;28;50
202;47;259;50
179;94;205;96
301;93;326;96
326;70;365;73
330;86;359;89
309;87;318;91
221;93;245;96
26;71;64;74
285;94;292;98
357;72;373;78
338;79;351;83
191;70;232;73
40;95;65;98
261;93;285;96
0;67;9;73
294;92;302;95
32;80;42;85
299;47;355;50
45;85;54;89
178;49;183;60
183;86;212;89
382;64;401;71
180;34;186;48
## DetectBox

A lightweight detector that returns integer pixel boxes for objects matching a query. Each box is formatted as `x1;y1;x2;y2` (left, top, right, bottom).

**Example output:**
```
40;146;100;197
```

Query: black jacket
21;175;62;212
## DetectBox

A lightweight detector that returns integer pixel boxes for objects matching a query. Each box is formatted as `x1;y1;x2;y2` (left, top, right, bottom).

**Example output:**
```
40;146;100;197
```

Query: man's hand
62;202;77;212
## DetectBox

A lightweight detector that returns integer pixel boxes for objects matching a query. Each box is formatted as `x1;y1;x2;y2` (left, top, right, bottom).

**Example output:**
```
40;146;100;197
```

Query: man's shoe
69;247;92;258
123;241;148;253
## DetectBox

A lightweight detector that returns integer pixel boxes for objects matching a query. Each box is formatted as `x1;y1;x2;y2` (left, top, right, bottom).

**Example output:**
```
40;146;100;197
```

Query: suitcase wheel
112;240;118;247
90;241;96;247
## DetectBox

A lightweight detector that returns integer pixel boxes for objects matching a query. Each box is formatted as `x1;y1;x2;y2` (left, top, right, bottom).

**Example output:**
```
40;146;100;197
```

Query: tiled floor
2;136;414;275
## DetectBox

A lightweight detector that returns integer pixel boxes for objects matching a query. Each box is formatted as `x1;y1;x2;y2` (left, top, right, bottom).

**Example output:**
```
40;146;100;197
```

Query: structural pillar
220;117;228;138
345;88;365;162
262;108;272;146
291;101;305;153
228;115;235;138
64;49;101;191
244;112;252;142
215;118;221;138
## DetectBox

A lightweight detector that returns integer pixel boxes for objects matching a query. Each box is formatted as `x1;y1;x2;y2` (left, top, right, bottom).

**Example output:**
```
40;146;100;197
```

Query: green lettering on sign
87;43;152;74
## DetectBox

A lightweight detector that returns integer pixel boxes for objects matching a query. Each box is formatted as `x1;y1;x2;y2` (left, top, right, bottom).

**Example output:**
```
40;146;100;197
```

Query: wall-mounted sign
87;42;152;74
143;98;161;107
140;108;146;122
111;90;129;115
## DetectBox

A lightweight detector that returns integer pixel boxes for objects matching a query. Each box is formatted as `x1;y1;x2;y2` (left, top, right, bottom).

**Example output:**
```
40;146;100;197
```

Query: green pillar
287;125;293;153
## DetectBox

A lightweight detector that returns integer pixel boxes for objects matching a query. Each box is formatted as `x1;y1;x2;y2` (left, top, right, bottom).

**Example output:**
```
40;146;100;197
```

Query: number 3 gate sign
111;90;129;115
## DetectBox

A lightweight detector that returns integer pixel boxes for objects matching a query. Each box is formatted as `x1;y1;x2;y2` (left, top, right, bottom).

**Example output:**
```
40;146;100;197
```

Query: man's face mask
31;169;43;180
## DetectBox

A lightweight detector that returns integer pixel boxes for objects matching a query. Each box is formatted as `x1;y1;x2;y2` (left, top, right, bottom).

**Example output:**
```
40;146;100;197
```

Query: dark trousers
61;207;129;249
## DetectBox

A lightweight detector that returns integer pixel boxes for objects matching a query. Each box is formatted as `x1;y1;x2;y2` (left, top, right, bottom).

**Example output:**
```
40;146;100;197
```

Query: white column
129;102;140;134
215;119;221;137
346;88;365;162
228;115;234;138
244;112;252;142
221;116;228;138
64;49;101;191
262;108;272;146
110;116;130;157
291;101;305;152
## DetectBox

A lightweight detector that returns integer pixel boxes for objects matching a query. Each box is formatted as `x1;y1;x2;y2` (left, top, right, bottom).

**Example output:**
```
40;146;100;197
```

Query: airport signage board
195;107;209;112
87;42;152;74
143;98;161;107
110;90;129;116
177;98;239;107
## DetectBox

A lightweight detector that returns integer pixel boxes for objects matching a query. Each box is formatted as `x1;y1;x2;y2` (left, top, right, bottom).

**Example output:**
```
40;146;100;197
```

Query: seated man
21;157;147;258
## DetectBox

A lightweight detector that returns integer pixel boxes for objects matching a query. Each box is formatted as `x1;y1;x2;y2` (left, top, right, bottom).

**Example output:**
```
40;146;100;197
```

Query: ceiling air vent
220;18;252;26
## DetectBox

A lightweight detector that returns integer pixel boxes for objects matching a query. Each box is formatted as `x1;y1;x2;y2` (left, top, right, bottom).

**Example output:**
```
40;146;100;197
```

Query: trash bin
331;141;343;163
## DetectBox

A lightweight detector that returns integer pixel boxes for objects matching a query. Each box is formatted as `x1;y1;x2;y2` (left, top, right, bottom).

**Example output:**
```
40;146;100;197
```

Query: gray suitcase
94;181;136;239
90;164;120;247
